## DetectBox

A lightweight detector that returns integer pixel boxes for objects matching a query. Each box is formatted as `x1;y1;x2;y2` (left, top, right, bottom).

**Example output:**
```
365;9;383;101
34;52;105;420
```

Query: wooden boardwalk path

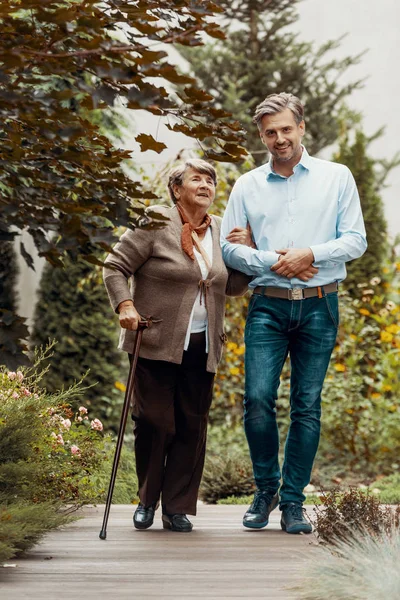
0;504;319;599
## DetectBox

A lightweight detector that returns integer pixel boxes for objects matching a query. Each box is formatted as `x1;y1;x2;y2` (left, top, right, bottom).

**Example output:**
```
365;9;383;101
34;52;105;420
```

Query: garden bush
312;488;400;545
296;525;400;600
0;348;136;564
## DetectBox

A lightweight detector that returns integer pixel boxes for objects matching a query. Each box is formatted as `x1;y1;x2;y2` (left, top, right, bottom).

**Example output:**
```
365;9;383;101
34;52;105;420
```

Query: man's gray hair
253;93;304;128
167;159;217;204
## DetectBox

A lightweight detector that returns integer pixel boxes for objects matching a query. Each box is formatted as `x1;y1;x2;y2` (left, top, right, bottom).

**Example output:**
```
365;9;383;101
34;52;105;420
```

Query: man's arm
220;178;280;276
309;167;367;264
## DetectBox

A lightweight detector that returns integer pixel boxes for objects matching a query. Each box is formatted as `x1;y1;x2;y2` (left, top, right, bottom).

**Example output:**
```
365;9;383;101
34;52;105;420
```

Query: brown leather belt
253;282;338;301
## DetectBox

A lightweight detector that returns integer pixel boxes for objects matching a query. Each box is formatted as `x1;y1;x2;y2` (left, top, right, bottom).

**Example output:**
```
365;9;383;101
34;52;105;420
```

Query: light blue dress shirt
220;147;367;289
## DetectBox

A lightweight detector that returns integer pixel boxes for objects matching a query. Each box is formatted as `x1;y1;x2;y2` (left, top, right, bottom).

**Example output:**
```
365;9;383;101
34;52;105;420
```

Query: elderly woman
103;159;251;532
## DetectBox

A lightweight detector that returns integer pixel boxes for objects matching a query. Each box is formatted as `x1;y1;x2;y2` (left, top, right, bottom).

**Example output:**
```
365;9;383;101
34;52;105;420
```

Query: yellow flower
334;364;346;372
227;342;238;351
386;324;400;334
114;381;126;392
345;408;354;414
334;345;341;353
234;345;245;356
382;385;392;392
371;393;381;400
396;262;400;271
359;308;370;316
383;267;390;274
350;334;357;341
380;331;393;343
388;405;398;413
229;367;240;376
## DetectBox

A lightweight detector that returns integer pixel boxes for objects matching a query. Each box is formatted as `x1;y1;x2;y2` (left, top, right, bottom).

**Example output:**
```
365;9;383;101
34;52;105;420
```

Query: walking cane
99;319;149;540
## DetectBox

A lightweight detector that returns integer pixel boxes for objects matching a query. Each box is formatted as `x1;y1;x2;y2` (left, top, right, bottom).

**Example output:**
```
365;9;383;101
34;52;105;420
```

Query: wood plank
0;504;319;599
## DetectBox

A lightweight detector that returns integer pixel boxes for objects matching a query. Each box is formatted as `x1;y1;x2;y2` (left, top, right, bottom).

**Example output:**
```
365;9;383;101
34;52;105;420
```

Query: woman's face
174;167;215;212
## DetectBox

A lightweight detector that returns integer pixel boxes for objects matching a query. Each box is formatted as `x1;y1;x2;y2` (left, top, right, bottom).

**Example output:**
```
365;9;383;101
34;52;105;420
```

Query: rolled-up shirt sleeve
221;178;280;276
310;167;367;264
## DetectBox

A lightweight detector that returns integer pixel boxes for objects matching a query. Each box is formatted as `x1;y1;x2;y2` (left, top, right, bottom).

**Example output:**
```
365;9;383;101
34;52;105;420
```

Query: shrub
312;488;400;545
0;349;118;564
200;452;255;504
296;526;400;600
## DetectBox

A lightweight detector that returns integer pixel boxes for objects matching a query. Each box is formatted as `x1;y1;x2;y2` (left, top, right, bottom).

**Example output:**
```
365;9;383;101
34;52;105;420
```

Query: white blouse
183;226;213;352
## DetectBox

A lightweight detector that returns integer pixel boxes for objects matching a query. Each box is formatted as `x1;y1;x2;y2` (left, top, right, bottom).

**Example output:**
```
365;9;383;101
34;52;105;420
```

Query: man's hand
226;223;256;248
271;248;315;278
117;300;142;330
296;265;319;282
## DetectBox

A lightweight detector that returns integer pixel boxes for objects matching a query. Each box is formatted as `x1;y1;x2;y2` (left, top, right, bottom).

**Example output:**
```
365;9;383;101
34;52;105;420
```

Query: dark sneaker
243;490;279;529
280;502;312;534
162;513;193;532
133;503;156;530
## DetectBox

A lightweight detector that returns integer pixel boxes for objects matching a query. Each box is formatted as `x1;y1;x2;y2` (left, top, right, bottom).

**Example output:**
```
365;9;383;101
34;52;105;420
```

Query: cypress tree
31;256;127;429
0;242;18;311
179;0;364;164
333;128;396;293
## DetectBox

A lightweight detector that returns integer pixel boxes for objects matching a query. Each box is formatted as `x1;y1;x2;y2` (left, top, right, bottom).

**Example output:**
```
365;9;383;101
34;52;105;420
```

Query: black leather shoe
133;503;155;530
243;490;279;529
162;513;193;532
280;502;312;534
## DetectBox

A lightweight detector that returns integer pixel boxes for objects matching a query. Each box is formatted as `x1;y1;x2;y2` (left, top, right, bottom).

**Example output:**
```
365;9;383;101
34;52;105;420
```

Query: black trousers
130;332;214;515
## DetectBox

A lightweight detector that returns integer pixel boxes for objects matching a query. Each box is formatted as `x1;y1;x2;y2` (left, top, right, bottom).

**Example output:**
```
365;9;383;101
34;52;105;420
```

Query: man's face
259;108;305;164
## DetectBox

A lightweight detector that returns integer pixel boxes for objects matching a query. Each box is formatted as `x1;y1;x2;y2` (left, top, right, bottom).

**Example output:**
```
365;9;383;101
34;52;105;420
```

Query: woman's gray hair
253;93;304;128
167;159;217;204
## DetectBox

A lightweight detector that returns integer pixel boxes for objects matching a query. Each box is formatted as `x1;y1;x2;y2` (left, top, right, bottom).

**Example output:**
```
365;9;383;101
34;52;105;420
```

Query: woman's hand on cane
118;300;142;330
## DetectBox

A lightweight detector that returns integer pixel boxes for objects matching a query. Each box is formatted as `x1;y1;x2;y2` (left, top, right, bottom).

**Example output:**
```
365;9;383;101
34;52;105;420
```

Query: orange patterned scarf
176;203;212;263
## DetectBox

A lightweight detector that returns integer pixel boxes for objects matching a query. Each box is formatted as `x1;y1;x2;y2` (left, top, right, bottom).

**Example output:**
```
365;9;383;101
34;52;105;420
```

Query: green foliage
333;124;399;293
0;349;121;564
370;474;400;505
0;502;73;565
200;451;255;504
0;242;18;312
0;0;246;368
180;0;364;163
31;255;127;429
296;525;400;600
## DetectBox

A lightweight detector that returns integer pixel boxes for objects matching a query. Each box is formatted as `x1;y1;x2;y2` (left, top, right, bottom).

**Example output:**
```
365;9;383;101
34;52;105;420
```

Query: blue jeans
244;292;339;505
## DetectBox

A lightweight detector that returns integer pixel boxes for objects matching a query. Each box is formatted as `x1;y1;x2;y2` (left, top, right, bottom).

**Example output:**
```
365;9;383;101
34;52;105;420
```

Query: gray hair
167;159;217;204
253;93;304;128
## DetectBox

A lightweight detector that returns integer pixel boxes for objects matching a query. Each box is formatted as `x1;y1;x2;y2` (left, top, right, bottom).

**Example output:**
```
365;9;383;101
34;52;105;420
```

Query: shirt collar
266;145;310;180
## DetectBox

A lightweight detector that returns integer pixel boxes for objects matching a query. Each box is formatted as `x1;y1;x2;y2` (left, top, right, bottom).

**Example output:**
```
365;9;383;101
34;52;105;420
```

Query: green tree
0;0;247;367
334;126;399;293
179;0;364;164
0;242;18;312
31;256;127;427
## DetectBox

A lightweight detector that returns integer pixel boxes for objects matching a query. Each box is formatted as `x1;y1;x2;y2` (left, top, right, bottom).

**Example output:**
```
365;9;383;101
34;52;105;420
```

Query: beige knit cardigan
103;205;250;373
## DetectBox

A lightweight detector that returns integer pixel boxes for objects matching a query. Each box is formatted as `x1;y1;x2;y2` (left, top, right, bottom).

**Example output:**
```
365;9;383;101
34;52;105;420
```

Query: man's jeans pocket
324;292;339;328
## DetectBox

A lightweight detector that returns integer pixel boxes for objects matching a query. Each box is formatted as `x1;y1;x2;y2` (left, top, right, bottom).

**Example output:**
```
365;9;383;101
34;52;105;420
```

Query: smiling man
221;93;367;534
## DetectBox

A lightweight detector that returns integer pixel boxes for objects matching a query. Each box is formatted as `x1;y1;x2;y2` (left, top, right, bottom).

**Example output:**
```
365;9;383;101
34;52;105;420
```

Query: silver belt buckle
291;287;303;301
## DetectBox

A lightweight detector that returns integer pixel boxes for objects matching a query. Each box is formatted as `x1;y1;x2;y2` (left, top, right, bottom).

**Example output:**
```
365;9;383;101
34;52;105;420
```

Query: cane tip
99;530;107;540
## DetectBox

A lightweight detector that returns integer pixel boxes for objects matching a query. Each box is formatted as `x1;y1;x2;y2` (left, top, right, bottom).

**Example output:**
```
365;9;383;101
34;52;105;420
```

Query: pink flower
7;372;16;380
56;434;64;445
16;371;24;382
22;388;31;397
79;406;88;415
51;432;57;439
77;416;83;423
61;418;71;430
90;418;103;432
12;391;19;399
70;445;81;456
